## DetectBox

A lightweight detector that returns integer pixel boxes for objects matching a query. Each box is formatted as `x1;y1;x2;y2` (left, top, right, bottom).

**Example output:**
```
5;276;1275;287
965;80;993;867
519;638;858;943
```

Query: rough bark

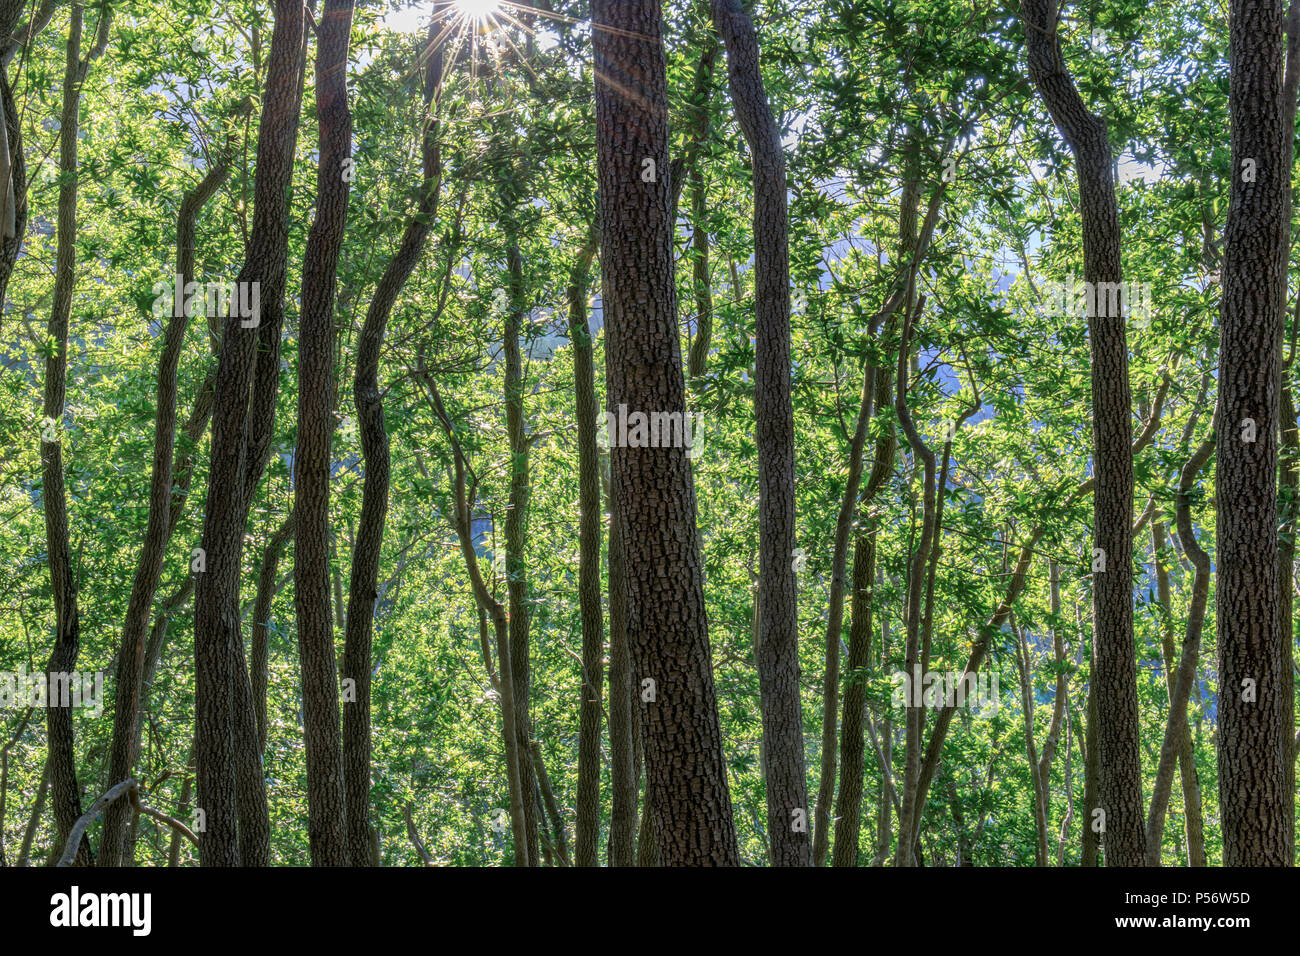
714;0;808;867
99;112;238;868
41;1;107;868
603;456;637;865
194;0;305;867
293;0;356;867
593;0;739;865
569;231;604;867
1022;0;1144;866
1215;0;1291;866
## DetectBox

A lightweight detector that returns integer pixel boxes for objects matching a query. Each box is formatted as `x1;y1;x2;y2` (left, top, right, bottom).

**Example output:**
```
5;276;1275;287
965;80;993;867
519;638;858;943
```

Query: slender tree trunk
99;112;238;868
293;0;355;868
1081;668;1101;866
194;0;305;866
1146;412;1215;863
832;523;876;865
341;19;443;867
1023;0;1145;866
569;232;604;867
714;0;808;867
593;0;739;865
41;1;109;868
1215;0;1291;866
502;235;540;866
423;378;529;865
16;760;49;867
604;457;637;865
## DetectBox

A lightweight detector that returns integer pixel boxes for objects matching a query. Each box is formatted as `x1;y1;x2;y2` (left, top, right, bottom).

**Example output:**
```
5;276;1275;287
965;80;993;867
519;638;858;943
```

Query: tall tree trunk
831;521;876;865
194;0;306;867
503;235;540;866
569;231;604;867
293;0;355;868
593;0;739;865
99;111;239;868
1022;0;1145;866
603;456;637;865
893;307;938;867
341;20;443;867
1215;0;1291;866
714;0;808;867
41;1;110;868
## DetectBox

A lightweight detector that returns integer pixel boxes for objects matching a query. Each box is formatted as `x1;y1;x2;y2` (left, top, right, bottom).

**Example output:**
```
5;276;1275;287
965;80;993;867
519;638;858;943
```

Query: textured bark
502;237;540;866
1146;410;1215;864
714;0;808;867
686;171;713;380
1280;0;1300;862
341;22;442;867
593;0;739;865
252;513;294;755
1022;0;1144;866
893;308;938;868
603;457;637;866
294;0;356;867
1215;0;1291;867
569;231;604;867
99;116;238;869
194;0;305;867
41;2;106;868
831;523;876;866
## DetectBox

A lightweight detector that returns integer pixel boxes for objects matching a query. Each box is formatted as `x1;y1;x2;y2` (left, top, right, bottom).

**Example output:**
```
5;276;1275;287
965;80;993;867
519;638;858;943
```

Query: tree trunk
1215;0;1291;866
194;0;305;866
569;231;604;867
1022;0;1145;866
293;0;355;867
341;18;443;867
604;456;638;866
714;0;808;867
41;1;108;868
593;0;739;865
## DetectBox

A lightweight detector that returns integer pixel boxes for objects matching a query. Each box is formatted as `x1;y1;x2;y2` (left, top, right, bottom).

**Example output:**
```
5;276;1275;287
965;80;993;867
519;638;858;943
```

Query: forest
0;0;1293;870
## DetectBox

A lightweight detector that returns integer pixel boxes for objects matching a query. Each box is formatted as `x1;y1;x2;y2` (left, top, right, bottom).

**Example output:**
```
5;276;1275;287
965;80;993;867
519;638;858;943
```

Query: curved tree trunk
41;1;110;868
99;110;238;868
194;0;305;867
1022;0;1144;866
714;0;809;867
341;20;443;867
